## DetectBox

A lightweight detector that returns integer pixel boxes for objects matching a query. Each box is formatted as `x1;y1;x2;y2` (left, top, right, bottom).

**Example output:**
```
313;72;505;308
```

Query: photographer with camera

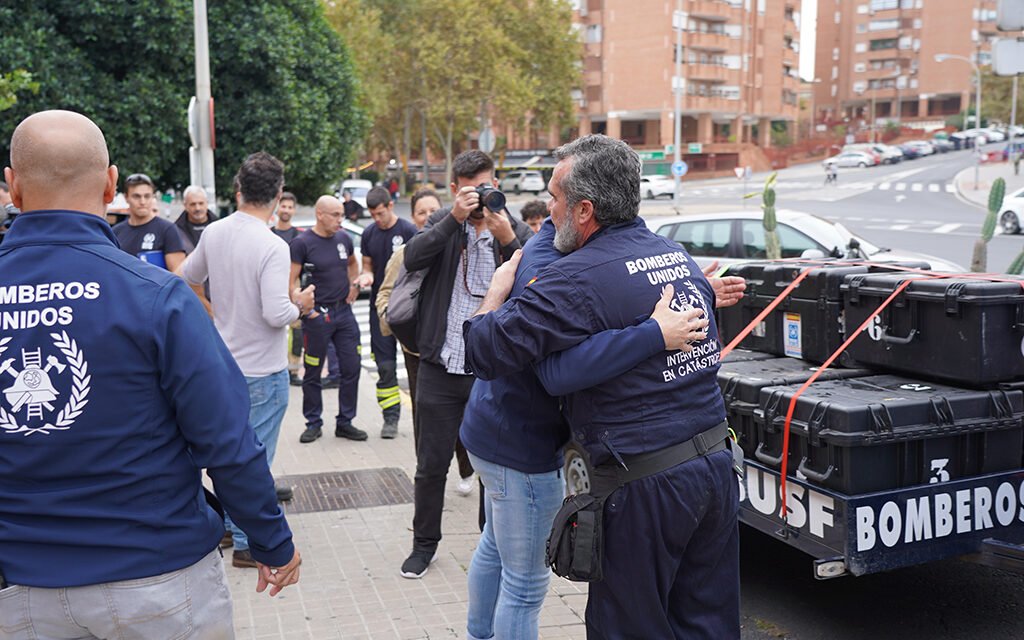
398;150;533;579
290;195;365;445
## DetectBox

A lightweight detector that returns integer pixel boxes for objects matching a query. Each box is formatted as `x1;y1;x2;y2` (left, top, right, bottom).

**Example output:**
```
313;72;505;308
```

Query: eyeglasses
124;173;155;189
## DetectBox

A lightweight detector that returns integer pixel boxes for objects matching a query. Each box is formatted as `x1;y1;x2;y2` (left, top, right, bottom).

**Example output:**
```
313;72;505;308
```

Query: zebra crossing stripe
879;183;891;190
928;184;940;192
911;183;923;192
895;183;907;191
945;184;957;193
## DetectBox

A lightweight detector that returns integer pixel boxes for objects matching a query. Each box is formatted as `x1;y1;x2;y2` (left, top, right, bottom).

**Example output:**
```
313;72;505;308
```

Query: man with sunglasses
398;150;533;579
111;173;185;271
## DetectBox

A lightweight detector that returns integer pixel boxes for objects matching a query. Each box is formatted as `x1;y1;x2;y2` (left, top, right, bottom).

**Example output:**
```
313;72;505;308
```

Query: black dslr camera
300;262;316;289
471;185;506;219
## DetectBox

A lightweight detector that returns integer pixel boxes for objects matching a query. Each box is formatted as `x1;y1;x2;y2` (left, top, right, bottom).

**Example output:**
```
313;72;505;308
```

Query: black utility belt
546;421;736;583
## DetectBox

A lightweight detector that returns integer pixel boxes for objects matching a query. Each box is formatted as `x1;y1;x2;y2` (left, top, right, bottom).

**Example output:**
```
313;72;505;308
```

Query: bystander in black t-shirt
271;226;299;244
290;229;354;307
112;216;185;266
343;200;363;222
361;218;417;302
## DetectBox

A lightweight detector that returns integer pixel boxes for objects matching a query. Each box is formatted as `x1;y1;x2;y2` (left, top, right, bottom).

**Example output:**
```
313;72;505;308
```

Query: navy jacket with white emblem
0;211;293;587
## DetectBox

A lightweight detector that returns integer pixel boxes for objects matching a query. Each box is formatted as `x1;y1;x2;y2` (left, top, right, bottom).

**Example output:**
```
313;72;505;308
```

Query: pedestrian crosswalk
682;180;957;200
353;299;409;383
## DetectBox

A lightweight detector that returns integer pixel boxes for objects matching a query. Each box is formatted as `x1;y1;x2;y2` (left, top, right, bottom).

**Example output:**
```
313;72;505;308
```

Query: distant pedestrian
342;189;363;222
520;199;547;234
824;162;837;186
180;151;316;568
389;178;400;203
112;172;186;270
271;191;300;244
291;196;366;444
0;109;301;637
174;185;218;255
1013;151;1021;176
272;192;304;387
358;186;418;438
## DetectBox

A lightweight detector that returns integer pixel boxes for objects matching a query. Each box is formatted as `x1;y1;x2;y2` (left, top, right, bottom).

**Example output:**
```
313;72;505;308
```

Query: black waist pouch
545;492;605;582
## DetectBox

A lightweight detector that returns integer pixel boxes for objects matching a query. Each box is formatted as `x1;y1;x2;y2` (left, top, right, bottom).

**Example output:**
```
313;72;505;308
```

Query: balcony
684;95;742;113
782;47;798;67
687;63;733;83
688;30;731;52
689;0;732;22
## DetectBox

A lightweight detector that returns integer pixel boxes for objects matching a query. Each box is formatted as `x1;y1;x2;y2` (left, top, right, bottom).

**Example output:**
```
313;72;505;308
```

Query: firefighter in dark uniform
464;134;739;639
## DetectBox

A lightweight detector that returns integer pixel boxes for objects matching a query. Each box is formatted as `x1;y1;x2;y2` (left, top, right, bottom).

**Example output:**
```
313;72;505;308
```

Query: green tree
0;1;364;202
0;70;39;112
980;68;1015;125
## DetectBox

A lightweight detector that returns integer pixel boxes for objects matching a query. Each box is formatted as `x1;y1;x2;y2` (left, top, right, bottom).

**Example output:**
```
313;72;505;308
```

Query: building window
855;42;869;53
869;19;899;30
857;4;869;14
913;18;922;29
854;62;867;72
585;24;602;43
899;36;912;49
835;11;841;24
857;23;867;33
869;38;898;50
870;0;899;9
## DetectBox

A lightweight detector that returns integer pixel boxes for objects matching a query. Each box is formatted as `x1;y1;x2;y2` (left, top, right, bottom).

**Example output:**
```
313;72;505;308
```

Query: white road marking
895;183;907;191
911;183;923;192
945;184;957;193
933;223;962;234
928;184;940;193
891;224;910;230
879;183;892;190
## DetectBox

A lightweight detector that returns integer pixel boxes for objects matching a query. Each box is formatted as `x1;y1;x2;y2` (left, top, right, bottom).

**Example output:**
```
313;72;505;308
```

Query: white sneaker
456;474;476;496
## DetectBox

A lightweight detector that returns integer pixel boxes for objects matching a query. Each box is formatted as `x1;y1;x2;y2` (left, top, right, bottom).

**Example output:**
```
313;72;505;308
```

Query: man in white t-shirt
179;152;315;568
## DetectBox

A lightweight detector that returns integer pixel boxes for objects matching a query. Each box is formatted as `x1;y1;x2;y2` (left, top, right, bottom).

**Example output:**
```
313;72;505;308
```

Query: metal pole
975;63;981;190
673;0;682;212
871;93;876;143
193;0;215;203
1011;75;1019;144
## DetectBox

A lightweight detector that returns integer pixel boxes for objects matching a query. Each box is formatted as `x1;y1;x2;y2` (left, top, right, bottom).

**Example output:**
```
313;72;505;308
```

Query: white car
903;140;936;156
646;209;965;272
981;128;1006;142
871;144;904;164
640;175;676;199
999;186;1024;235
335;178;373;210
498;170;545;195
822;151;877;168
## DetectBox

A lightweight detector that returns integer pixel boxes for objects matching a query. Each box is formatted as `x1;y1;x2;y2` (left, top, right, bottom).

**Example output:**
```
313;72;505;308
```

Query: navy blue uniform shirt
0;211;293;587
361;218;417;301
460;219;666;473
112;215;184;259
464;217;725;467
290;229;355;307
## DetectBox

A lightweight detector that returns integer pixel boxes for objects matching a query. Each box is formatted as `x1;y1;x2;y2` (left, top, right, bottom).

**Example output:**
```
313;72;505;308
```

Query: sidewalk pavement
224;367;588;640
954;157;1024;209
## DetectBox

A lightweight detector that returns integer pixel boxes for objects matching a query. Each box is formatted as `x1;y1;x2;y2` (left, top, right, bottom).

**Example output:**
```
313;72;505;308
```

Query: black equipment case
718;357;871;458
718;261;930;365
756;375;1024;494
842;274;1024;386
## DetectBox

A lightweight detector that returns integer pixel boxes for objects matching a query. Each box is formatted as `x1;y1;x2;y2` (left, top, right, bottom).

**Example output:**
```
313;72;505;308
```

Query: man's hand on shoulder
651;283;709;352
256;549;302;597
702;261;746;309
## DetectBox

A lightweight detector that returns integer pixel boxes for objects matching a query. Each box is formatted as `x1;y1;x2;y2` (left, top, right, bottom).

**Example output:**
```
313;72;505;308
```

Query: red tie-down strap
715;260;1024;529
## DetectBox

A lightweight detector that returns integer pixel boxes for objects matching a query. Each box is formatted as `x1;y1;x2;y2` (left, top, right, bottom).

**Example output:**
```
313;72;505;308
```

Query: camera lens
481;189;506;213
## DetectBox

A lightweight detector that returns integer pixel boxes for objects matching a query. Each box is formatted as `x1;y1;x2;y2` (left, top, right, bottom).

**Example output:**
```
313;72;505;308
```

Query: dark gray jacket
403;207;533;366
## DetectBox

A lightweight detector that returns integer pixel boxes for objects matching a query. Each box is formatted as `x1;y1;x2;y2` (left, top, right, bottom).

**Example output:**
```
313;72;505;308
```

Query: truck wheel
1002;211;1021;235
563;443;592;495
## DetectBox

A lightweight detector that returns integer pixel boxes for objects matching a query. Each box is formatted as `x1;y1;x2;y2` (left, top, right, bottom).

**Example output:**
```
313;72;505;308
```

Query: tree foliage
0;70;40;112
0;1;364;201
334;0;581;186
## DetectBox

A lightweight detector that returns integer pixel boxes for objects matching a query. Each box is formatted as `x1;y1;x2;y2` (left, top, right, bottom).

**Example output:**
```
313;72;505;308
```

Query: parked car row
823;134;976;169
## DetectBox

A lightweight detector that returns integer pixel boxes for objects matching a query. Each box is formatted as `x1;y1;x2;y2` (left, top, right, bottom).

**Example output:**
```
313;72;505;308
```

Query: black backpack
385;264;427;354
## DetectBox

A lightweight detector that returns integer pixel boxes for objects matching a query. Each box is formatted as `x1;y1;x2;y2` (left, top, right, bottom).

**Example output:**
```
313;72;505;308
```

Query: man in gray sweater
179;152;315;568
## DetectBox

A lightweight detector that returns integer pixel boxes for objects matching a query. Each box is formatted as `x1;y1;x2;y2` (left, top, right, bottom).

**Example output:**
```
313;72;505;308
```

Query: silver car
646;209;965;272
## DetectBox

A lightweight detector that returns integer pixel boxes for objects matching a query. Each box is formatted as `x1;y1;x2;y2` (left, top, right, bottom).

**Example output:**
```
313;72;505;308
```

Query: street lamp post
673;0;683;213
935;53;981;189
192;0;215;203
807;77;822;140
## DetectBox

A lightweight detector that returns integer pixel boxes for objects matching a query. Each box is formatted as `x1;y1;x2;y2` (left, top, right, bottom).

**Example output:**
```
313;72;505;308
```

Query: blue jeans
466;452;564;640
226;369;289;551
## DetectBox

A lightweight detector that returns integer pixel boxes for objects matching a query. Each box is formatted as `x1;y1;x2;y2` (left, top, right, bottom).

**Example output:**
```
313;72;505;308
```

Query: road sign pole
193;0;215;204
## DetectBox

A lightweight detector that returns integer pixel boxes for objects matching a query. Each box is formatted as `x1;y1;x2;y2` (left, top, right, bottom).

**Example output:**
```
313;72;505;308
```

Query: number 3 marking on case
929;458;950;484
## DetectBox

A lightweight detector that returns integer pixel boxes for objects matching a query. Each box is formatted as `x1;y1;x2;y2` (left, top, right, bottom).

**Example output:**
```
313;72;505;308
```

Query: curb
952;166;987;211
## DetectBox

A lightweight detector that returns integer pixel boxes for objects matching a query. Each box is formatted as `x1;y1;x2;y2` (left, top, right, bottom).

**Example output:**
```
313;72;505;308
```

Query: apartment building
813;0;998;127
503;0;801;174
